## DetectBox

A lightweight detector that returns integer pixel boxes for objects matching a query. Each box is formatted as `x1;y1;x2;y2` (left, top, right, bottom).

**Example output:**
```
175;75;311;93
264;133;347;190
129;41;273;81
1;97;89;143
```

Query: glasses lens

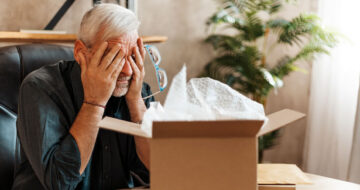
148;46;161;65
157;68;168;90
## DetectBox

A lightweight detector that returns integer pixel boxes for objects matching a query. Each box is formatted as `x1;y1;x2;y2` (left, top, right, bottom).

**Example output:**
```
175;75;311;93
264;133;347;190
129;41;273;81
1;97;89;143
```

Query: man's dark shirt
12;61;153;190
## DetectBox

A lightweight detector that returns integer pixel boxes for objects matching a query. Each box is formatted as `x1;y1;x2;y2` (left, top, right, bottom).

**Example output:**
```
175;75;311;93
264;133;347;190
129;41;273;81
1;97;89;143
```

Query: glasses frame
143;44;168;99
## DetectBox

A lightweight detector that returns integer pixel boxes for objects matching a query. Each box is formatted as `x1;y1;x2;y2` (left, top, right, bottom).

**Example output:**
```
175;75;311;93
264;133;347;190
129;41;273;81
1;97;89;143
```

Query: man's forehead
107;32;138;47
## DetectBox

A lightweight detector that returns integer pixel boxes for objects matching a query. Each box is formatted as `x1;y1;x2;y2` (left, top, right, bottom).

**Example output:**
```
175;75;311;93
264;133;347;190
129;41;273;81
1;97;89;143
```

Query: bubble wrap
141;65;267;136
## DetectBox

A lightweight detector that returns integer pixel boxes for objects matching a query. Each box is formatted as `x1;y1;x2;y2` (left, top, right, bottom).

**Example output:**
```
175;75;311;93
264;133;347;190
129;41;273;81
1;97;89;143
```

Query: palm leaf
237;12;265;41
205;34;244;52
278;14;318;45
270;56;293;78
309;25;339;47
289;42;329;63
269;0;282;13
267;19;289;29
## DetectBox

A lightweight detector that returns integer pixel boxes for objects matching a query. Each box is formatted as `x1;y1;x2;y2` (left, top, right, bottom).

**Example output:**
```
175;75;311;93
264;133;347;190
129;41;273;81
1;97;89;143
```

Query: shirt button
105;175;110;179
104;145;109;151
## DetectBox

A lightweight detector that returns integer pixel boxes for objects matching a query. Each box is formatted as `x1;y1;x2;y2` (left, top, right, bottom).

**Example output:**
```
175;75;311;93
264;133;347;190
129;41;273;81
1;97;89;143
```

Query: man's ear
74;40;87;64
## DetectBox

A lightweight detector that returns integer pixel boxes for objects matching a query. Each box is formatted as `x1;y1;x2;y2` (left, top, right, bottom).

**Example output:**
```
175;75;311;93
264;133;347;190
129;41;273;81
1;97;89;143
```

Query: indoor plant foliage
202;0;338;160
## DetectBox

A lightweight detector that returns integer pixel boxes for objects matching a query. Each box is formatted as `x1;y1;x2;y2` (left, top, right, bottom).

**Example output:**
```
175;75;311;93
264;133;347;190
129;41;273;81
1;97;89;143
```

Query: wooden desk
119;173;360;190
297;173;360;190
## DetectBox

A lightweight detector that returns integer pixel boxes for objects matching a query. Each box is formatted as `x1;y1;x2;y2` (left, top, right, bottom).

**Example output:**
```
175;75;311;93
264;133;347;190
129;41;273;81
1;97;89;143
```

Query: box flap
98;109;304;138
258;109;305;137
152;120;264;138
98;117;150;138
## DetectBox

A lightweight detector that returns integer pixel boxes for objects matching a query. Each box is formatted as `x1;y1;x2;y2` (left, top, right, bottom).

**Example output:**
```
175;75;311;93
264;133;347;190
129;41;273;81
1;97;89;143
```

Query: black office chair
0;44;74;189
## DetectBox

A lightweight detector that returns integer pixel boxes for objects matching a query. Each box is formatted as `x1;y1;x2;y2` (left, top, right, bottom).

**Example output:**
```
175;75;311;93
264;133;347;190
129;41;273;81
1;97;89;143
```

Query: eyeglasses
142;45;168;100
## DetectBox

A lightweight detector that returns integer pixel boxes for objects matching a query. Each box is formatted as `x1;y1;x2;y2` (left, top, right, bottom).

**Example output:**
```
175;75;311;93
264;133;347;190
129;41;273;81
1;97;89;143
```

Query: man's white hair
79;3;140;47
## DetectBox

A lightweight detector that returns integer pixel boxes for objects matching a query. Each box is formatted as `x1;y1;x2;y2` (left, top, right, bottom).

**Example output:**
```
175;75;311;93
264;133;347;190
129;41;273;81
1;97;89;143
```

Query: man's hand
125;38;146;102
124;38;151;169
77;42;125;106
71;41;126;174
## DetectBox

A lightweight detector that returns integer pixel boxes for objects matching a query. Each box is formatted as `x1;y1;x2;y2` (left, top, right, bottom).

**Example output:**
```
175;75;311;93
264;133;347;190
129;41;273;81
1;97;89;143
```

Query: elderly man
12;3;152;190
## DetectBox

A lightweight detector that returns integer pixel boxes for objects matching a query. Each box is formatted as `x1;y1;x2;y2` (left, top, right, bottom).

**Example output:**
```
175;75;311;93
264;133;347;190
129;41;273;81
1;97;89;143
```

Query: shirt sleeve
17;81;83;190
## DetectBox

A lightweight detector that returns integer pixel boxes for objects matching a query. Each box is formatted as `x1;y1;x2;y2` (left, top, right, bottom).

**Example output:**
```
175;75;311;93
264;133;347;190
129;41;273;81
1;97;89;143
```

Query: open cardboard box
99;109;305;190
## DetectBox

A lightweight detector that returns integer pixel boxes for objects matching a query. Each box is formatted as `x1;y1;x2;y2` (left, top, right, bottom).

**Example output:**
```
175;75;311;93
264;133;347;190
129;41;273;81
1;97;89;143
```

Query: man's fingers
107;48;125;69
129;56;140;73
137;38;146;60
133;46;144;70
128;56;141;79
107;49;125;74
100;44;121;69
90;41;108;67
111;58;125;79
108;51;125;74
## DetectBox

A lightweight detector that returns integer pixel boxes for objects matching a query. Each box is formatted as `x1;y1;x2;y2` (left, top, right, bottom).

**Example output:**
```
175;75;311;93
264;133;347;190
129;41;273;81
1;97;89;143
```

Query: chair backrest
0;44;74;189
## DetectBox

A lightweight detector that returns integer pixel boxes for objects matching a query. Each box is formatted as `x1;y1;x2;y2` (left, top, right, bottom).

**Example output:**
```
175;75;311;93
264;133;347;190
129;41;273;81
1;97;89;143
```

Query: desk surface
297;173;360;190
120;173;360;190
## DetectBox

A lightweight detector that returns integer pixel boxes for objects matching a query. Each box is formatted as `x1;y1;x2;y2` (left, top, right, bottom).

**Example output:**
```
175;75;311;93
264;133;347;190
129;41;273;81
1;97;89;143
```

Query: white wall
138;0;218;102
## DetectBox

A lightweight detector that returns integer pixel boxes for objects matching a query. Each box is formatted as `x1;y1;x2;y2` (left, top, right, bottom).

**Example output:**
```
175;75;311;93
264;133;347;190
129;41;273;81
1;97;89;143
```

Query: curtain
348;82;360;183
303;0;360;181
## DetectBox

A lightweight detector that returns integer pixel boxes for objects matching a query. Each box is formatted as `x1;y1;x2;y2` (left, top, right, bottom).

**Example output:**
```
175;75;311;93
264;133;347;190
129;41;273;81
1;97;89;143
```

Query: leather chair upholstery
0;44;74;189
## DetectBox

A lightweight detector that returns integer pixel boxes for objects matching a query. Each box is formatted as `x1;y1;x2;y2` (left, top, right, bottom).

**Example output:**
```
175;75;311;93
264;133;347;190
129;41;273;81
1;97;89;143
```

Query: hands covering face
76;37;146;106
125;38;146;101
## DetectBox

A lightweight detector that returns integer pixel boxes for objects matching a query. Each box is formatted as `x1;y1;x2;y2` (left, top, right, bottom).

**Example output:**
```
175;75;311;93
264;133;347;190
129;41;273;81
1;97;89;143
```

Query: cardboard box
99;109;305;190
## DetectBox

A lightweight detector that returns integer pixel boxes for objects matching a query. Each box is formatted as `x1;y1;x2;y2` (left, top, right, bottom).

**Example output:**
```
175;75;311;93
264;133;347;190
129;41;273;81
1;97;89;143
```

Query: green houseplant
202;0;338;161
